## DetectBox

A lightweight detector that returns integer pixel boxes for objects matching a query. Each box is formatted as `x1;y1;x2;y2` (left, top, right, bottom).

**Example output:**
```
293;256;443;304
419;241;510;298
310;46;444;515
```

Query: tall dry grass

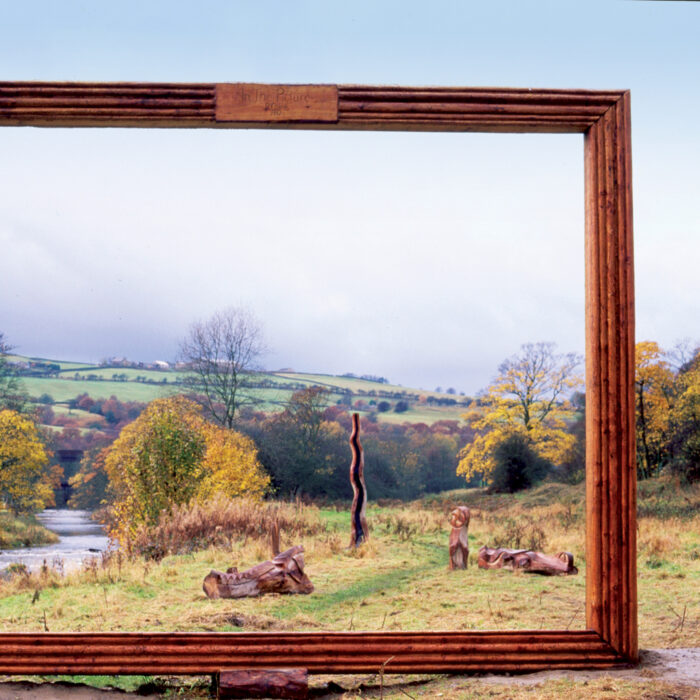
129;495;328;560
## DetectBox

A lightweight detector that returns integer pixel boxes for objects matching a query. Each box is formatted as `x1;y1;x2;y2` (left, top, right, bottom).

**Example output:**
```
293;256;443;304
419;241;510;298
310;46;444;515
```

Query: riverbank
0;511;58;549
0;509;109;573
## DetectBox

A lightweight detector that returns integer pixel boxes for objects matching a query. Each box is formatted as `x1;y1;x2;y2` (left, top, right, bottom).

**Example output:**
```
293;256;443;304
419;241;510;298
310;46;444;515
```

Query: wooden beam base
218;668;308;699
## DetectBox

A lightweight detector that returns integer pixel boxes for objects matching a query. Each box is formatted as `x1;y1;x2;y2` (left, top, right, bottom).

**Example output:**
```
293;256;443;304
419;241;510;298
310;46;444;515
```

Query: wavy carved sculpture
448;505;470;569
478;546;578;576
203;545;314;599
349;412;368;547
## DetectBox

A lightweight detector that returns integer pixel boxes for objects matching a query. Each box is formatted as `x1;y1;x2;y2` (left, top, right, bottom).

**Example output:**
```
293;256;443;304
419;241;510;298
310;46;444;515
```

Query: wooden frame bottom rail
0;631;626;674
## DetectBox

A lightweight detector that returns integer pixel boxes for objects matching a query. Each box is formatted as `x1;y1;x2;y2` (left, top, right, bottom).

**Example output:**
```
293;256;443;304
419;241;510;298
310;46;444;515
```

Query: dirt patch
474;648;700;688
0;680;145;699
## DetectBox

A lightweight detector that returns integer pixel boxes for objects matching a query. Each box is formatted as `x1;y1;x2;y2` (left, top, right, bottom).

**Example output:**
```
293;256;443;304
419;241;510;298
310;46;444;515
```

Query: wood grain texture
584;91;636;661
0;81;637;672
0;82;622;133
349;412;368;547
0;82;215;127
218;668;308;699
0;631;623;673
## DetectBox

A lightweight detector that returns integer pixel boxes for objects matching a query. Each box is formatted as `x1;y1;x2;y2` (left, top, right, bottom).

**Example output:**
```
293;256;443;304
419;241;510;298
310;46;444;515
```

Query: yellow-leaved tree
0;409;54;513
635;341;675;479
104;396;268;545
197;423;270;501
667;348;700;482
457;342;582;487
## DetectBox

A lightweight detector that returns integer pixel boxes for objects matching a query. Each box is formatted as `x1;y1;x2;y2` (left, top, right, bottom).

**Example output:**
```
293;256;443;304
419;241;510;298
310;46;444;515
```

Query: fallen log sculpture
478;546;578;576
203;545;314;599
448;505;470;569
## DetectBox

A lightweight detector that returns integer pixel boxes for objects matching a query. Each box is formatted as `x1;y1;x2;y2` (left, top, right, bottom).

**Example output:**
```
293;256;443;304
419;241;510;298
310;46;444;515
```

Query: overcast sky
1;1;698;394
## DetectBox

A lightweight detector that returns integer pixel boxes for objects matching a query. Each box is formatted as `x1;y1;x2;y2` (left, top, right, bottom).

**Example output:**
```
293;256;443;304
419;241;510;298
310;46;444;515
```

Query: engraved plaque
216;84;338;122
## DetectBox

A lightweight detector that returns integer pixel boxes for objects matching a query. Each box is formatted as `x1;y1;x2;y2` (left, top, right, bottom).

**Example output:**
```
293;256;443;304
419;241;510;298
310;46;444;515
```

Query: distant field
12;354;472;426
272;371;464;400
58;367;190;382
372;403;467;424
49;405;93;417
7;355;98;371
22;377;176;403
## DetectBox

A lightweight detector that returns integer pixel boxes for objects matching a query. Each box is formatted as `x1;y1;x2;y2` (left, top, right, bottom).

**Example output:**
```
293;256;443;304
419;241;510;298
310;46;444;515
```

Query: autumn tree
666;348;700;482
69;446;111;510
457;342;582;488
0;333;28;414
179;307;266;428
197;423;270;501
255;387;348;497
0;409;54;513
104;396;268;544
635;341;675;479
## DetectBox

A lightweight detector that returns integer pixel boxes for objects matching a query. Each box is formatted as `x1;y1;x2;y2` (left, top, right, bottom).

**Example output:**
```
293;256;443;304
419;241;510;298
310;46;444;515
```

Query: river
0;509;109;572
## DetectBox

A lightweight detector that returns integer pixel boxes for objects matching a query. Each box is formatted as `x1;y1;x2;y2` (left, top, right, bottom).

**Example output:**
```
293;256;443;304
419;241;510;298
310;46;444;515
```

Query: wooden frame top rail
1;82;623;132
0;81;636;674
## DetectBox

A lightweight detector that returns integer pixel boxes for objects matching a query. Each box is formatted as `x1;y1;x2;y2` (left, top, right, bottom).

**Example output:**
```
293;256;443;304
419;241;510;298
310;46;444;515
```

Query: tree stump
477;546;578;575
349;412;368;547
448;505;470;569
203;546;314;599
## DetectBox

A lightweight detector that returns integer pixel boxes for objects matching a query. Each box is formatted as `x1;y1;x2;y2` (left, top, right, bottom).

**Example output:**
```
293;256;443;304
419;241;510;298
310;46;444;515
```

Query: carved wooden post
270;517;280;557
349;412;368;547
448;506;470;569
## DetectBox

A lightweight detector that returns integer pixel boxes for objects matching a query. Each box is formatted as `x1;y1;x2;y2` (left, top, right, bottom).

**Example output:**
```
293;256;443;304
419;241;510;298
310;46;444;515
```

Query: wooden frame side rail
0;82;636;672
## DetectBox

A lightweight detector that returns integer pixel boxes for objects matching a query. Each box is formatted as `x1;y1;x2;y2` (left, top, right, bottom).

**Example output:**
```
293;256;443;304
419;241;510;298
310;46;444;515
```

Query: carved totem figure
448;505;470;569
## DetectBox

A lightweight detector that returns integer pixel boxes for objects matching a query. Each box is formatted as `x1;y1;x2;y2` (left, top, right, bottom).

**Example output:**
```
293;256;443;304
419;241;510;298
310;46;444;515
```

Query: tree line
2;311;699;530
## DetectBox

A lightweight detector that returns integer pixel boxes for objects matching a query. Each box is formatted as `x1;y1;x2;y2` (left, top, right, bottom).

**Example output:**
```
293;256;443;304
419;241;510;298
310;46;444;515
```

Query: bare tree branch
178;308;266;428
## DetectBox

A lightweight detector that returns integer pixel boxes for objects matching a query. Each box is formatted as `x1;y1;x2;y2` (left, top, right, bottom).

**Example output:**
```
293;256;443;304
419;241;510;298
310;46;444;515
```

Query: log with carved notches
478;546;578;576
349;412;368;547
203;546;314;599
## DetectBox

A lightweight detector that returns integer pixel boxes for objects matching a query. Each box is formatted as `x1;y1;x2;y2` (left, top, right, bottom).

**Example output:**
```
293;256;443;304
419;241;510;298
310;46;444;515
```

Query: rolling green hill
9;354;471;425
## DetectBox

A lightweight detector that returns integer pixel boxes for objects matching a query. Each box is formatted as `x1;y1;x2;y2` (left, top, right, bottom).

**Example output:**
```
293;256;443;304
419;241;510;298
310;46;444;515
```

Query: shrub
104;396;269;547
490;433;552;493
493;515;547;551
128;495;326;560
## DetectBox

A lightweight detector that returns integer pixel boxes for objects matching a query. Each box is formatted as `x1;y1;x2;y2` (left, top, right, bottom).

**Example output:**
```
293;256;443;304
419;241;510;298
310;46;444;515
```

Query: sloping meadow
0;479;697;648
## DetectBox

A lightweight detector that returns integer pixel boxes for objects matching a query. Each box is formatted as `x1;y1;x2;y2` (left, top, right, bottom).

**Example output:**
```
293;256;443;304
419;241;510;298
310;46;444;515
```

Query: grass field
271;372;463;400
14;353;471;424
22;377;177;403
0;480;696;648
0;479;697;698
56;367;189;382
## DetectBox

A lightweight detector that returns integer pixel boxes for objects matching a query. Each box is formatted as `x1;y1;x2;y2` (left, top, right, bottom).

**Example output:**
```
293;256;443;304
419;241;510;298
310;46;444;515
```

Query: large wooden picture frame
0;83;636;673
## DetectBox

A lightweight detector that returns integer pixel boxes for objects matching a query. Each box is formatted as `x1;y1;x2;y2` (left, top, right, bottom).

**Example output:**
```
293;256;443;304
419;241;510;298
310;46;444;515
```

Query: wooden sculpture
349;412;368;547
478;546;578;576
203;545;314;599
448;505;471;569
